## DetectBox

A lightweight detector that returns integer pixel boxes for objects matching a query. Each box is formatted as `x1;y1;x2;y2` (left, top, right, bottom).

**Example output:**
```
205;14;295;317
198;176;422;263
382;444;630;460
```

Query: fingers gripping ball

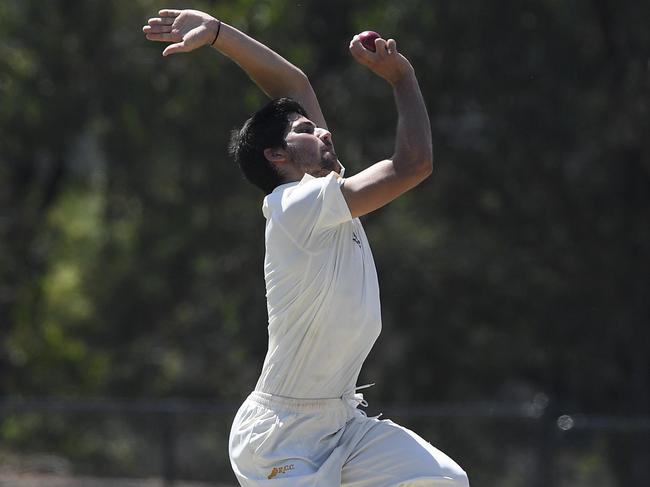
359;31;381;52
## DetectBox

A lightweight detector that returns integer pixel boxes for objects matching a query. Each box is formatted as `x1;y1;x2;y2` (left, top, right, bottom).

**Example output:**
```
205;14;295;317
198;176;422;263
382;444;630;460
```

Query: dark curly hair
229;97;308;194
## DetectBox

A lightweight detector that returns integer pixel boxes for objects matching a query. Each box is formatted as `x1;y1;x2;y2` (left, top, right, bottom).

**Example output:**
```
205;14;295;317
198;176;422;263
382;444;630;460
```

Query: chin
324;155;341;174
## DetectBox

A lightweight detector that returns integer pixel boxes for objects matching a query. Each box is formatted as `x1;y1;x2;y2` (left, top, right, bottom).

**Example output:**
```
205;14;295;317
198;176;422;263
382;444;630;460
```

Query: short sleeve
270;172;352;249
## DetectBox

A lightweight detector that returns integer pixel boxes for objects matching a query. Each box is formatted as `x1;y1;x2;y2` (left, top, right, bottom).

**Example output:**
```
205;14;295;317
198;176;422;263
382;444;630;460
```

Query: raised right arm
340;37;433;218
143;9;327;128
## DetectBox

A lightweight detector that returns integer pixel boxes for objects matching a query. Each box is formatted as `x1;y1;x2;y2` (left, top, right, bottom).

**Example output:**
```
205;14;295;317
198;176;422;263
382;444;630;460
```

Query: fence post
536;398;557;487
161;409;177;487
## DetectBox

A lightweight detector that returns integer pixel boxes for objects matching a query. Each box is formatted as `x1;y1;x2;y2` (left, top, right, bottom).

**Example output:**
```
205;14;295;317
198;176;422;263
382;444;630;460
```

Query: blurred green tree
1;0;647;485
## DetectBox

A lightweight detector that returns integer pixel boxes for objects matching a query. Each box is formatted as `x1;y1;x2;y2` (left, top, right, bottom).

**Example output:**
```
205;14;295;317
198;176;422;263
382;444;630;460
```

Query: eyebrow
293;120;316;131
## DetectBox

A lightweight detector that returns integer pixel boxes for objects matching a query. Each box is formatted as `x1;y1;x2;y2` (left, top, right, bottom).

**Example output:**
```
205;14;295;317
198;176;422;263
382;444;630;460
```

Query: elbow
395;139;433;182
411;153;433;182
393;152;433;184
418;156;434;179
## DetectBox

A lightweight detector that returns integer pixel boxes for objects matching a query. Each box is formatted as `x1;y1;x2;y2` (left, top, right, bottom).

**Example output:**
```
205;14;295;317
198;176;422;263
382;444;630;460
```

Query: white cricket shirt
254;172;382;398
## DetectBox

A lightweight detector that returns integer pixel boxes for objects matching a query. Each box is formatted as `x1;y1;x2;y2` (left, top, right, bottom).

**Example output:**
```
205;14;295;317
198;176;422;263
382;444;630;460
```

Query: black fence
1;396;648;486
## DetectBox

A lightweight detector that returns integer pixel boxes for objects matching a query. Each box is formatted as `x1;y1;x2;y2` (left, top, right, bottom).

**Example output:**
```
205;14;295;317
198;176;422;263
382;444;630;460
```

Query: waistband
248;391;347;412
248;384;374;414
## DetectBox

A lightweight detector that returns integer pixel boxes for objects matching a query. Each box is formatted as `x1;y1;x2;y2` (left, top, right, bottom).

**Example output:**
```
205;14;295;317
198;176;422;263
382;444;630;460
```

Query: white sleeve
273;172;352;248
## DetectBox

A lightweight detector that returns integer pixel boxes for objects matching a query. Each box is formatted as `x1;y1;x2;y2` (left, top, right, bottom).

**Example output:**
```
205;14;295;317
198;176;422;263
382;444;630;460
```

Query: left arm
143;8;327;128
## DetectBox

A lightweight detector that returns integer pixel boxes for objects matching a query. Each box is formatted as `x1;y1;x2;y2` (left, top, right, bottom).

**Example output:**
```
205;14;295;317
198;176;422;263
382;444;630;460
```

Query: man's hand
349;36;414;86
142;9;220;56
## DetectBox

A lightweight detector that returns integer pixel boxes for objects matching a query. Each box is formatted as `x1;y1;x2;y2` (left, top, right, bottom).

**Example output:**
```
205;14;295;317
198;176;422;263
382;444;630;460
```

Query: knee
399;469;470;487
440;453;470;487
451;468;470;487
444;464;470;487
434;457;469;487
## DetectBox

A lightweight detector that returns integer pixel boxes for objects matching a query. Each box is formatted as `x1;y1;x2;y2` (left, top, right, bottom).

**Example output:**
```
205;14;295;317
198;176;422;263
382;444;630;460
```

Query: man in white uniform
144;8;469;486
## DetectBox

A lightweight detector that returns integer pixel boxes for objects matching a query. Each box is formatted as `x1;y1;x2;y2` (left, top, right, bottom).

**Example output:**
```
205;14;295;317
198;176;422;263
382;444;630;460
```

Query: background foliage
1;0;648;485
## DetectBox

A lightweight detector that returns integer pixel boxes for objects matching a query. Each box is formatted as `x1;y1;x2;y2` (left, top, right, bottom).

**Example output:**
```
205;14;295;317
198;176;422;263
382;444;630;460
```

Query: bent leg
341;418;469;487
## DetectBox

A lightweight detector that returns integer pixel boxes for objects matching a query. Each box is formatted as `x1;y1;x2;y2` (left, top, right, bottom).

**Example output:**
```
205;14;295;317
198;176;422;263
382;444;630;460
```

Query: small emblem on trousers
267;464;295;479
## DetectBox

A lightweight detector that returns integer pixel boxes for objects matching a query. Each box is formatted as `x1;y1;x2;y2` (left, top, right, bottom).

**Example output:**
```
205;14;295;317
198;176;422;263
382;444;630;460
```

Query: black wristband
210;20;222;46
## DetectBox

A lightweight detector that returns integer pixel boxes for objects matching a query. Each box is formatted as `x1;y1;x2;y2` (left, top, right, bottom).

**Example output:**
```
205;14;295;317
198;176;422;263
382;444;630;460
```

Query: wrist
207;18;222;47
388;64;415;88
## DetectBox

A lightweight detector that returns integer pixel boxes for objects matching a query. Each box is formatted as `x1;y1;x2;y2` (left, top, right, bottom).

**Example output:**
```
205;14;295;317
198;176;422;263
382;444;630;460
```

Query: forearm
144;10;326;126
339;36;431;218
209;21;326;127
212;22;309;99
391;69;433;175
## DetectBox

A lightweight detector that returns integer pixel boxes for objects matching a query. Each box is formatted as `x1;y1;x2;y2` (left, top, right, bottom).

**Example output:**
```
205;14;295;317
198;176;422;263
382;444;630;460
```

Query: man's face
283;113;342;178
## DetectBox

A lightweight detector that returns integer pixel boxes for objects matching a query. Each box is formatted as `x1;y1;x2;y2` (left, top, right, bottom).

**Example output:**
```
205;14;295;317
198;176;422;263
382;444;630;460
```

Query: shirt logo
267;464;295;479
352;231;362;249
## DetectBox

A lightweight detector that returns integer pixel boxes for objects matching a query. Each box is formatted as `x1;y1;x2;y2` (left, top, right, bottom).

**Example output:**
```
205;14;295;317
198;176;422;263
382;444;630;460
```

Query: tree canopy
1;0;648;485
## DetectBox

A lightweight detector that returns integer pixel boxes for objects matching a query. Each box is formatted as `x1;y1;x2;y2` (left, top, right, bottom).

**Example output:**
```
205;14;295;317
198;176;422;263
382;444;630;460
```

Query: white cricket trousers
229;391;469;487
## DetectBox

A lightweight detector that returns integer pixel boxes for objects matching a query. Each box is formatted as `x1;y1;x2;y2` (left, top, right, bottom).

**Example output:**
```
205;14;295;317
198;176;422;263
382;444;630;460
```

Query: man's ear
263;148;287;167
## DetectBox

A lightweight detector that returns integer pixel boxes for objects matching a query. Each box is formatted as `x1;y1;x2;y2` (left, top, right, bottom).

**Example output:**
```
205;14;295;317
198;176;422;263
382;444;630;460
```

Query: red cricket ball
359;31;381;52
